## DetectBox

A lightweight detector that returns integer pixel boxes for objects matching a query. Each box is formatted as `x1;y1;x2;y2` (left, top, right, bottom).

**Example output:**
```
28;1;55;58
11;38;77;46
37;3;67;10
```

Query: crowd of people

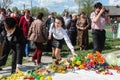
0;2;110;74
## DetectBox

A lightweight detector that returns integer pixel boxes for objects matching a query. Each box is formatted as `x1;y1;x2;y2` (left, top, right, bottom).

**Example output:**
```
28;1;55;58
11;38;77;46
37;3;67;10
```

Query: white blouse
49;23;74;52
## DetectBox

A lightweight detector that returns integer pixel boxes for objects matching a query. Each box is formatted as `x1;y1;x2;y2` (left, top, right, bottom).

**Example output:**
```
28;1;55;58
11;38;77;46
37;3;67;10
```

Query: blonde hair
72;13;77;17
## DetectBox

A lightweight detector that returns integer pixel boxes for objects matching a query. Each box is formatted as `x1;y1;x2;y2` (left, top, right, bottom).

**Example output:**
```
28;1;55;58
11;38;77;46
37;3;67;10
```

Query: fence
106;23;120;40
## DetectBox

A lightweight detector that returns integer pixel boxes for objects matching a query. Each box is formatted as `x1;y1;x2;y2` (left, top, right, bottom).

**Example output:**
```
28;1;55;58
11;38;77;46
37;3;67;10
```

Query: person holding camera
90;2;109;53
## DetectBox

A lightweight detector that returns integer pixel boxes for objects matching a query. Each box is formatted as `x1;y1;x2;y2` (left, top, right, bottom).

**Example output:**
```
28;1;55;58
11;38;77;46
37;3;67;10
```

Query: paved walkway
0;56;52;77
0;51;120;80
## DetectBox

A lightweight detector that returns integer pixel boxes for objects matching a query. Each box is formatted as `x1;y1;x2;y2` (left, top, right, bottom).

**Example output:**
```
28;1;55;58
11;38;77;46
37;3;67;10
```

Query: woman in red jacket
19;9;33;57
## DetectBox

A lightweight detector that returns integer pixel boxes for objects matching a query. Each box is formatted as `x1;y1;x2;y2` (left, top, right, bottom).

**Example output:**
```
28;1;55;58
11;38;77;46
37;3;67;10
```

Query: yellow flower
76;61;81;66
40;76;45;80
47;76;52;80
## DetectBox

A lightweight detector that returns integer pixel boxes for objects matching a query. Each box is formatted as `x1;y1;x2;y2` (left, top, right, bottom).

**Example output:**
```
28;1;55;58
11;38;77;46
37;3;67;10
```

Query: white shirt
63;16;70;26
6;28;16;41
49;23;74;52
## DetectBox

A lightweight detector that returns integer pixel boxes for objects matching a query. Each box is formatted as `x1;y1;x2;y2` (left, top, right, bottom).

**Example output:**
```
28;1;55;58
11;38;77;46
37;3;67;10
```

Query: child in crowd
48;16;77;60
0;17;25;73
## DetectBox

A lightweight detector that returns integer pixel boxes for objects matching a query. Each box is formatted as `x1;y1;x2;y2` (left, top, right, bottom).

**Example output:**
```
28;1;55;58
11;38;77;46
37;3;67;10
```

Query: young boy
0;17;25;73
90;2;109;53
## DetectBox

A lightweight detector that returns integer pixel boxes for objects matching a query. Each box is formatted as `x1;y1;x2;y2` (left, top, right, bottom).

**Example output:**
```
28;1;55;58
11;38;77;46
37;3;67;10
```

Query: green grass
43;38;120;58
3;55;28;67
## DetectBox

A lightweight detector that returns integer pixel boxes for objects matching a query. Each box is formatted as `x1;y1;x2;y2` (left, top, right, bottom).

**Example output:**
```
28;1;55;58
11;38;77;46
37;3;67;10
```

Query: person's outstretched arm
62;29;77;56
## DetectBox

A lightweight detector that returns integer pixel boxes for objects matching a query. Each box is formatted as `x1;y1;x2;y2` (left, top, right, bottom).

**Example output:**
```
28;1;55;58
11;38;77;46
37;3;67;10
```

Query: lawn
43;38;120;58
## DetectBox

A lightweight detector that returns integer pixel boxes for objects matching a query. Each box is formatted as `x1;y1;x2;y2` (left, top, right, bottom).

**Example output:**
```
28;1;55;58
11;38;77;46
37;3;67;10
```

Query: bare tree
0;0;13;9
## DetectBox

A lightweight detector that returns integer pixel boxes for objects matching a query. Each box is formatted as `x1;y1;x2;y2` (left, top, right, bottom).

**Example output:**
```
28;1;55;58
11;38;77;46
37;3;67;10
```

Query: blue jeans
25;39;30;56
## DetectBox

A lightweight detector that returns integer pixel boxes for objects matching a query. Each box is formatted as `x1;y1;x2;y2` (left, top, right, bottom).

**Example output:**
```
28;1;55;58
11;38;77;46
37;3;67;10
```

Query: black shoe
52;56;56;59
0;68;2;71
11;70;16;74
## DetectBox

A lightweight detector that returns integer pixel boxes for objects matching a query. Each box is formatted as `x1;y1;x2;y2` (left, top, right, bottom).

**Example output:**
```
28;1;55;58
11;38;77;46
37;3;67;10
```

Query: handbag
28;22;38;42
28;33;37;42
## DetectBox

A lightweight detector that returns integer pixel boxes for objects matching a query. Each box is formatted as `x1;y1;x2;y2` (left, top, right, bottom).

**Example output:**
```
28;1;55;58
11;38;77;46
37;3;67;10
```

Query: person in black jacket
0;21;4;57
67;13;77;46
46;12;55;30
0;17;25;73
45;12;55;52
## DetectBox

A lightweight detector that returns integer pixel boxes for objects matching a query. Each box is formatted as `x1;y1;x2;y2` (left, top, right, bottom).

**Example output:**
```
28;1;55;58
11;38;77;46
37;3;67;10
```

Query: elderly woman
76;12;90;50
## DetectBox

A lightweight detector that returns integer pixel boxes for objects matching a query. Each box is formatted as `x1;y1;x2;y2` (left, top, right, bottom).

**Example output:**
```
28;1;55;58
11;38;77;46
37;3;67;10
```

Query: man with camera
90;2;110;53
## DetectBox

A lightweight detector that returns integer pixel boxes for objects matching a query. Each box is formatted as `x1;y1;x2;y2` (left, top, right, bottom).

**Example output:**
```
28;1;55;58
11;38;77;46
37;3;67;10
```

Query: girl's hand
48;35;51;40
72;51;77;56
16;67;20;73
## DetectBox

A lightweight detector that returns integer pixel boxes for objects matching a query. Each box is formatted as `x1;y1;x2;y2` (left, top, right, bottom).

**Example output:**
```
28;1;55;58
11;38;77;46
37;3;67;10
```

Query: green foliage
62;9;69;14
62;9;76;17
30;6;49;17
81;0;95;16
12;7;20;13
74;0;97;16
11;6;51;18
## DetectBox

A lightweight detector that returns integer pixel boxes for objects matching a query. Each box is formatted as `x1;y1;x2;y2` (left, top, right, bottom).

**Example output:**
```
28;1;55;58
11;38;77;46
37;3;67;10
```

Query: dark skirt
52;37;64;49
